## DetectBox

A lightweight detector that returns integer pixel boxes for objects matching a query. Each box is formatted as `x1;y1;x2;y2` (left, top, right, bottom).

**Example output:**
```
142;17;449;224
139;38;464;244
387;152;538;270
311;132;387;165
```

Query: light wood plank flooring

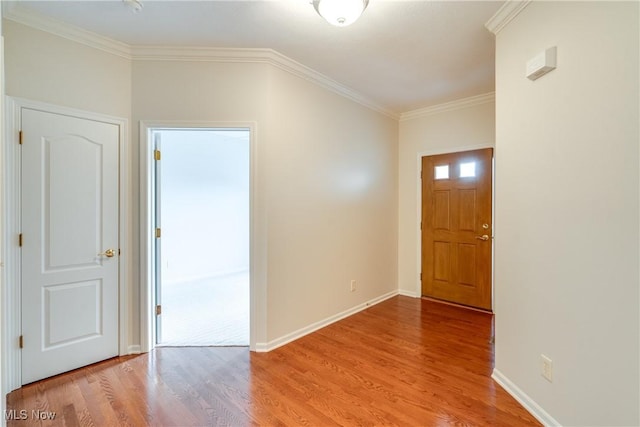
7;296;541;426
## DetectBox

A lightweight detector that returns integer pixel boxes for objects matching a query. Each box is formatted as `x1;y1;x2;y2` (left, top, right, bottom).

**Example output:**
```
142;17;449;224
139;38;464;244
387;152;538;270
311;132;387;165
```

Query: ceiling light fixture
312;0;369;27
123;0;143;13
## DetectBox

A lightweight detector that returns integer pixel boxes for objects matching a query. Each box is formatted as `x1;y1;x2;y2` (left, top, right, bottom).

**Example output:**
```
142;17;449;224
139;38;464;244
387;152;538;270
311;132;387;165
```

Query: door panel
21;108;119;384
458;244;477;285
433;191;451;230
45;280;102;347
153;131;163;343
458;190;477;231
433;242;451;282
421;148;493;310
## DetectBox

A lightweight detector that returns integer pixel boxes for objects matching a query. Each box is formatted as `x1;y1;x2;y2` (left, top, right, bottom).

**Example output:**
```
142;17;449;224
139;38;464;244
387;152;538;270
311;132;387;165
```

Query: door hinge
18;233;23;247
156;305;162;316
155;228;161;238
420;273;423;281
19;130;23;145
154;149;161;161
19;335;23;349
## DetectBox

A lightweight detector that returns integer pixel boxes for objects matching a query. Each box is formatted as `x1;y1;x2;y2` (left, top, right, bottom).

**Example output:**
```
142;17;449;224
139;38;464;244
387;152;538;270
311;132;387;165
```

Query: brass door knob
475;235;490;241
98;249;116;258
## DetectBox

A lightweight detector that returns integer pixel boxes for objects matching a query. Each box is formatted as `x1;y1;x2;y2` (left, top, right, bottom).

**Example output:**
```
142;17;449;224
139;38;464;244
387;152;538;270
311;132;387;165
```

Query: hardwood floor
7;296;541;426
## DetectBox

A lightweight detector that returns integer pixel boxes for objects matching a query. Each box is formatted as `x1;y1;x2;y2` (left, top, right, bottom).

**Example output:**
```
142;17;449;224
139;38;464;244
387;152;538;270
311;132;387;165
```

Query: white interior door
21;107;119;384
153;131;162;343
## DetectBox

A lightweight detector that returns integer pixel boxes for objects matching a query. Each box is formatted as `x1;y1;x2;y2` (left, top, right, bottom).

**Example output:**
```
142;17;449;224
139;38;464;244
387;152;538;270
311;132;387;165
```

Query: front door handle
98;249;116;258
475;235;490;241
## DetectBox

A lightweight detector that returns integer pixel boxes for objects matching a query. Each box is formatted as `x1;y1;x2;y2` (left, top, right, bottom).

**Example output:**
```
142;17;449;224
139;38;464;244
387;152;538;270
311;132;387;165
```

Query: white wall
264;66;398;340
3;21;131;118
123;58;401;347
493;2;639;425
398;101;495;296
132;59;269;346
0;7;5;421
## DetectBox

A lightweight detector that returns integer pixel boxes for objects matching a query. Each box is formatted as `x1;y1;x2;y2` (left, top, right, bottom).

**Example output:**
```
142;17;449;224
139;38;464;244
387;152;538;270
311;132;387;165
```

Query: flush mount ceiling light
312;0;369;27
123;0;143;13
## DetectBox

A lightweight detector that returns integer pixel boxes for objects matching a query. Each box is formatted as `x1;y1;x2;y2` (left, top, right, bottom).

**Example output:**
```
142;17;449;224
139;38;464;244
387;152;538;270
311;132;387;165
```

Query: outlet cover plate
541;354;553;382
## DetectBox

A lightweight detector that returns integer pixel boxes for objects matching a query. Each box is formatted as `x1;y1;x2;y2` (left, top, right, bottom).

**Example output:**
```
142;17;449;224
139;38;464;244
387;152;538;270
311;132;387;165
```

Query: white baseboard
253;342;269;352
127;345;142;355
255;290;399;353
398;289;419;298
492;369;561;427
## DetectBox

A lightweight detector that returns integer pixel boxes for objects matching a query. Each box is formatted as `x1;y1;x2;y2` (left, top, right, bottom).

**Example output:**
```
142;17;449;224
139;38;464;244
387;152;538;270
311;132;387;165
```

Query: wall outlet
350;280;356;292
541;354;553;382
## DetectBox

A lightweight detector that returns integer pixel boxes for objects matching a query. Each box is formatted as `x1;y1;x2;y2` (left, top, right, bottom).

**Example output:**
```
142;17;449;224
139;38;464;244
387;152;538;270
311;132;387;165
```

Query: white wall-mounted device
526;46;557;81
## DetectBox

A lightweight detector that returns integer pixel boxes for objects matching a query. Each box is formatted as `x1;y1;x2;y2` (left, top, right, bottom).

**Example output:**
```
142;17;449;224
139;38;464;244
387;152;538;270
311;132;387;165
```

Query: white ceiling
4;0;503;114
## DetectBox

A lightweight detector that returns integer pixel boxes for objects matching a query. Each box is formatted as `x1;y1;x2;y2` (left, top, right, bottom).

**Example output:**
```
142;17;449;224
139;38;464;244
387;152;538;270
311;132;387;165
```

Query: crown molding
2;4;397;119
132;46;398;119
2;3;132;59
485;0;532;35
400;92;495;122
132;46;274;63
267;50;399;120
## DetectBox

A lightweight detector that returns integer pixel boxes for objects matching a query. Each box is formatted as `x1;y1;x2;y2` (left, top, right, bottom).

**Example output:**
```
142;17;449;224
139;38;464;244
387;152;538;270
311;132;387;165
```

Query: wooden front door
421;148;493;310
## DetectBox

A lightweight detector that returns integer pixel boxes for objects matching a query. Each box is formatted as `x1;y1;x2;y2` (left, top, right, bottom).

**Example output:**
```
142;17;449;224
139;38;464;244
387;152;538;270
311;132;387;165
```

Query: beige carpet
157;271;249;346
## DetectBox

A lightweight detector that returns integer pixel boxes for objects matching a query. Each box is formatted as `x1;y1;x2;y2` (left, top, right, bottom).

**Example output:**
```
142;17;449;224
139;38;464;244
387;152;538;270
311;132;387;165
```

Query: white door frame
3;97;129;392
139;121;259;352
416;144;495;303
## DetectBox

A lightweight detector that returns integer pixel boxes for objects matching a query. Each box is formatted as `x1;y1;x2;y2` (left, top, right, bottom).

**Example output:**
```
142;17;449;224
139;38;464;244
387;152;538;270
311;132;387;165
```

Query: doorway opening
152;128;250;346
